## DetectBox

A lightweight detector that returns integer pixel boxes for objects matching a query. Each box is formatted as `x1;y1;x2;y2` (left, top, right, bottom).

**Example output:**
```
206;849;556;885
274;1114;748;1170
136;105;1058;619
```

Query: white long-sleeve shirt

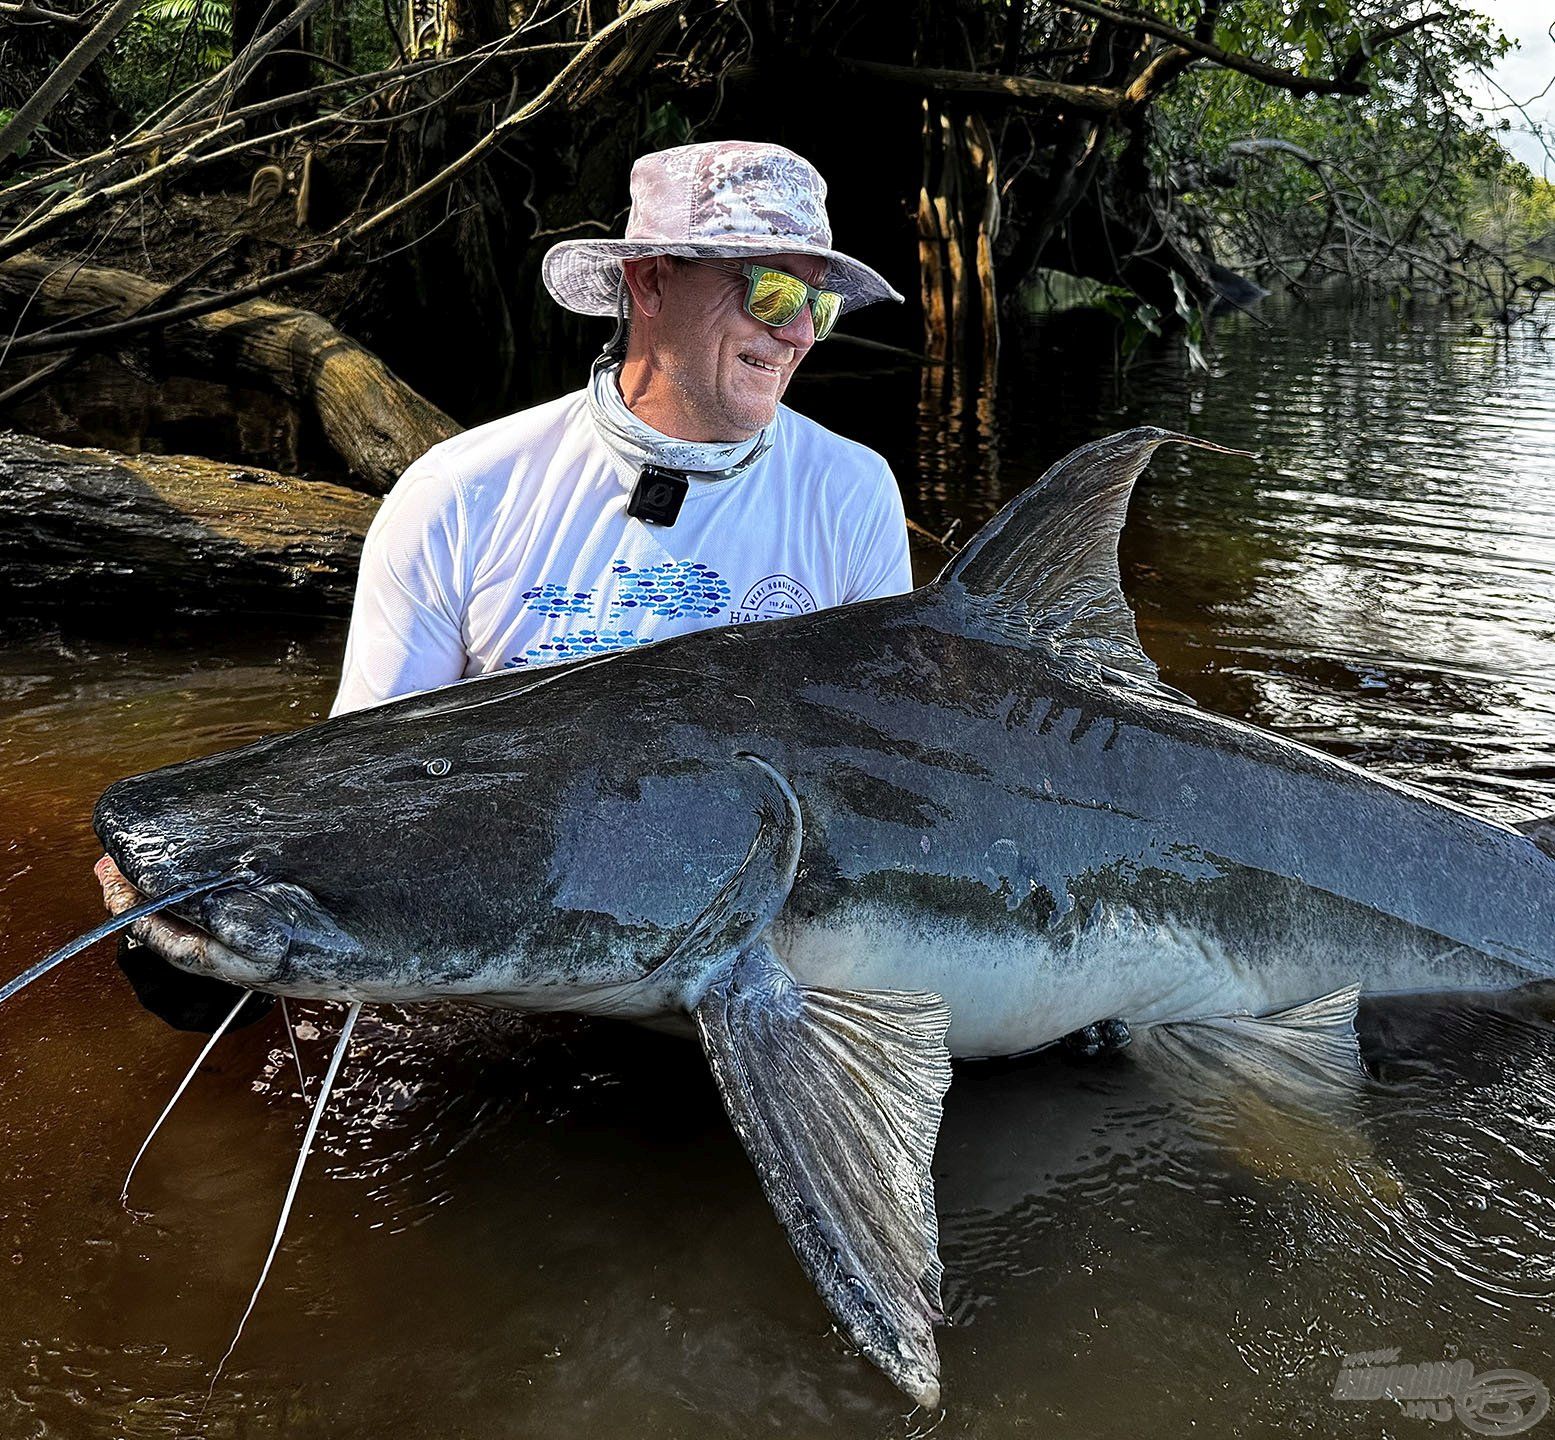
331;389;912;714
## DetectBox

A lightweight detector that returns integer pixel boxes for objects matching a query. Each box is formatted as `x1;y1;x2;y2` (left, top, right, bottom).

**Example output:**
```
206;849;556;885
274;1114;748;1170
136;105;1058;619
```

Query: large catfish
10;429;1555;1408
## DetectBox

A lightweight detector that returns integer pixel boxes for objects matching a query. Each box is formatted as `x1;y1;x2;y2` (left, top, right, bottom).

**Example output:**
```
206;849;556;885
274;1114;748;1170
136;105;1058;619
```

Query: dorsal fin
935;427;1250;694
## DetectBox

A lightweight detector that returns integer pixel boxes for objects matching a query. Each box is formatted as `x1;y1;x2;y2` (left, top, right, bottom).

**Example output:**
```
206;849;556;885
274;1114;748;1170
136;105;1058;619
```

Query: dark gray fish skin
83;426;1555;1408
94;572;1555;1037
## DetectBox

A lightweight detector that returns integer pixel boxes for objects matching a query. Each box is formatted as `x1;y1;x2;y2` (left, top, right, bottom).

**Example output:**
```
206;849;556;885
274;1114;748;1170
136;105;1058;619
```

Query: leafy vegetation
103;0;400;122
110;0;233;115
1464;168;1555;256
1143;3;1536;294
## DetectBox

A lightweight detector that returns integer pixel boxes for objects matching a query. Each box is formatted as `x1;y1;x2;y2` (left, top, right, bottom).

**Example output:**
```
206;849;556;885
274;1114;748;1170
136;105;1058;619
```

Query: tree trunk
0;0;145;164
0;253;460;490
917;104;999;388
0;429;377;615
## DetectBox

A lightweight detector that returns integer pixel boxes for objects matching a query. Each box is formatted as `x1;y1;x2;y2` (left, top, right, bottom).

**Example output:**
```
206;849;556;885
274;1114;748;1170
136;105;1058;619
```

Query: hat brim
542;237;904;318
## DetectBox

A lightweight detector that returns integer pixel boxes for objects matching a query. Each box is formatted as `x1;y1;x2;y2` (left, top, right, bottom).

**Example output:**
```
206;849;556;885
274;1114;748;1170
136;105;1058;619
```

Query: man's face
625;253;829;442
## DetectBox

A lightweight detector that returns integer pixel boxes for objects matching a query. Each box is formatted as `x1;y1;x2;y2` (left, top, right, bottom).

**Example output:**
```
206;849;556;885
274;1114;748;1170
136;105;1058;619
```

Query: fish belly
771;879;1540;1060
773;901;1258;1060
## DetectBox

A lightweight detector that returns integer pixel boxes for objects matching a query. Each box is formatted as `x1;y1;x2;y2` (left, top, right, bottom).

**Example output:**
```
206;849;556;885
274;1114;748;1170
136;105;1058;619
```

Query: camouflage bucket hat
542;140;904;317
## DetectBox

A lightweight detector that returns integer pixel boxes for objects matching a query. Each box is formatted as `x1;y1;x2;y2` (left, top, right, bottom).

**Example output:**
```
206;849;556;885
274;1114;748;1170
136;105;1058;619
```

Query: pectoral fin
695;944;952;1409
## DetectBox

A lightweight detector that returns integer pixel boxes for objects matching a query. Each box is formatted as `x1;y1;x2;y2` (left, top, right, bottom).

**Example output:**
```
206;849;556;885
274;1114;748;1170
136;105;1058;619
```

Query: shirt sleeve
330;461;471;716
842;459;914;603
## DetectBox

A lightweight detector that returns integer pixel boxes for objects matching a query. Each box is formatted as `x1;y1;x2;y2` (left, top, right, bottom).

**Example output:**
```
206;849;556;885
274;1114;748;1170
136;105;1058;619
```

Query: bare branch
354;0;684;243
0;0;91;26
0;245;338;356
1338;13;1449;85
838;58;1124;113
0;243;235;407
1122;44;1195;107
0;0;147;163
1049;0;1372;97
147;0;335;135
1;0;688;357
0;37;585;204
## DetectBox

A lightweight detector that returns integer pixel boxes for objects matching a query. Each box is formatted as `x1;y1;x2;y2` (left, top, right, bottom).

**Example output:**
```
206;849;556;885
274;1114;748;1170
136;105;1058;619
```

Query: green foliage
1464;166;1555;254
1152;2;1523;287
334;0;402;76
1089;273;1210;370
642;100;690;152
109;0;232;117
102;0;399;124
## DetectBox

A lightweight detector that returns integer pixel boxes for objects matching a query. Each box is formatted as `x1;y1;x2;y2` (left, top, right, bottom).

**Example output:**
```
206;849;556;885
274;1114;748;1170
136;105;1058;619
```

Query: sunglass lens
742;267;844;339
746;268;806;326
811;290;842;340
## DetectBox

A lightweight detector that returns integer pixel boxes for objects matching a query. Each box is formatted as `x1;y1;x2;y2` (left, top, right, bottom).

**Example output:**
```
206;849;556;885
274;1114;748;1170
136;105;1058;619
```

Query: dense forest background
1;0;1552;600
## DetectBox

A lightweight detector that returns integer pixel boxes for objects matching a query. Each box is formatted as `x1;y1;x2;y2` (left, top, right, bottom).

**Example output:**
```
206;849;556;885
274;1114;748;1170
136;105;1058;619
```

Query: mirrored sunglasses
685;259;844;340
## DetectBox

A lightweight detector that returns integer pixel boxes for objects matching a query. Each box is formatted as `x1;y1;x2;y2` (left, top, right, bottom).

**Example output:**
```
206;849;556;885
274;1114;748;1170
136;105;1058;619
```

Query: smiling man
330;140;911;715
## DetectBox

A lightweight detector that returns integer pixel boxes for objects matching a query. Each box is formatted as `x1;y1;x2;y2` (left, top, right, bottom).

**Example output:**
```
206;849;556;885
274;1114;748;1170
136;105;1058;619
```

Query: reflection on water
868;292;1555;824
4;353;343;482
3;292;1555;1436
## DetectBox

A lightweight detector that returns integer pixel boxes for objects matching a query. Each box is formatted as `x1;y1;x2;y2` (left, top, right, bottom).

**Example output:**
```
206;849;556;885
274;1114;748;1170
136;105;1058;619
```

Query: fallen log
0;430;377;616
0;253;460;492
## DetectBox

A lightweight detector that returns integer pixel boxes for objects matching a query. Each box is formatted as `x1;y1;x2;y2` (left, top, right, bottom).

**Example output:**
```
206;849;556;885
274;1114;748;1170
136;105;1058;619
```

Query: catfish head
90;666;789;1010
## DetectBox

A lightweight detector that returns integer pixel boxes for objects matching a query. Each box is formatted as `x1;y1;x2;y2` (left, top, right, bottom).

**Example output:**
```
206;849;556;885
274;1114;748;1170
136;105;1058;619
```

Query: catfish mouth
95;854;289;985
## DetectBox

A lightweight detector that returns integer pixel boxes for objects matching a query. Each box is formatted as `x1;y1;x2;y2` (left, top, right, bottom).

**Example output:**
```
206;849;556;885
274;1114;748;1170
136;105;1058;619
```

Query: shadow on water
2;289;1555;1436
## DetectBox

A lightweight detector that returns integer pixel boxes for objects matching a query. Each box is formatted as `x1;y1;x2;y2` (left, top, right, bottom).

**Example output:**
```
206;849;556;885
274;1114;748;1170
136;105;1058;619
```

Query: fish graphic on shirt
507;560;732;665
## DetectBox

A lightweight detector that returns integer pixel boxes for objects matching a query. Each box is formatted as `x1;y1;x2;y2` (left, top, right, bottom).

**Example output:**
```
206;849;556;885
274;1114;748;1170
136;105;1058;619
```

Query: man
102;141;1133;1057
330;139;912;716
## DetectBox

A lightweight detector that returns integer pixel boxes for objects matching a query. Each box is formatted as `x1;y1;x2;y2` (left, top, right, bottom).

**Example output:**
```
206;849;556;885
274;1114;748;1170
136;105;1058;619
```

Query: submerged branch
1222;137;1524;311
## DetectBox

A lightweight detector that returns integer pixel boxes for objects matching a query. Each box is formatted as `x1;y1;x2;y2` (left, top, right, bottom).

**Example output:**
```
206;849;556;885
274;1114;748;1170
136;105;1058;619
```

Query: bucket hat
542;140;903;317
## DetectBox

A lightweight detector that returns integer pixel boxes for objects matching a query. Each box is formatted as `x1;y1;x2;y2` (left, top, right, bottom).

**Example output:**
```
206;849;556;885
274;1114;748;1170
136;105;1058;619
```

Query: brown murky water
3;293;1555;1438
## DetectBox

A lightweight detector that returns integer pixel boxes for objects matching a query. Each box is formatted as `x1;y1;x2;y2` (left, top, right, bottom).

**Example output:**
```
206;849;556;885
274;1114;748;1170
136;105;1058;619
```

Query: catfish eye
425;758;452;777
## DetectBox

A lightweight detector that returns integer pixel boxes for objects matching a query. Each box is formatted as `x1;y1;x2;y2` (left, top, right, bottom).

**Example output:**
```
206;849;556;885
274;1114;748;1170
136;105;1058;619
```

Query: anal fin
1142;986;1397;1198
695;944;951;1409
1147;984;1365;1095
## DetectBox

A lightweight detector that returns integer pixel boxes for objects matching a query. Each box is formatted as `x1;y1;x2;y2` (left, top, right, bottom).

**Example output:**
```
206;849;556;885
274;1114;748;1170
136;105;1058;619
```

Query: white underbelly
773;900;1265;1059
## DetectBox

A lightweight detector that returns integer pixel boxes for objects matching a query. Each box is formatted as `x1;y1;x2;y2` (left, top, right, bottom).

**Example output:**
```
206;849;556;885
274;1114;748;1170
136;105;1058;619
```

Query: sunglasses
683;258;844;341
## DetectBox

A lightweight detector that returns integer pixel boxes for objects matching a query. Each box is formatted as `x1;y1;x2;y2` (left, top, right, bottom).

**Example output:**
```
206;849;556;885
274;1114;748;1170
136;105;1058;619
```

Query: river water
2;292;1554;1438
